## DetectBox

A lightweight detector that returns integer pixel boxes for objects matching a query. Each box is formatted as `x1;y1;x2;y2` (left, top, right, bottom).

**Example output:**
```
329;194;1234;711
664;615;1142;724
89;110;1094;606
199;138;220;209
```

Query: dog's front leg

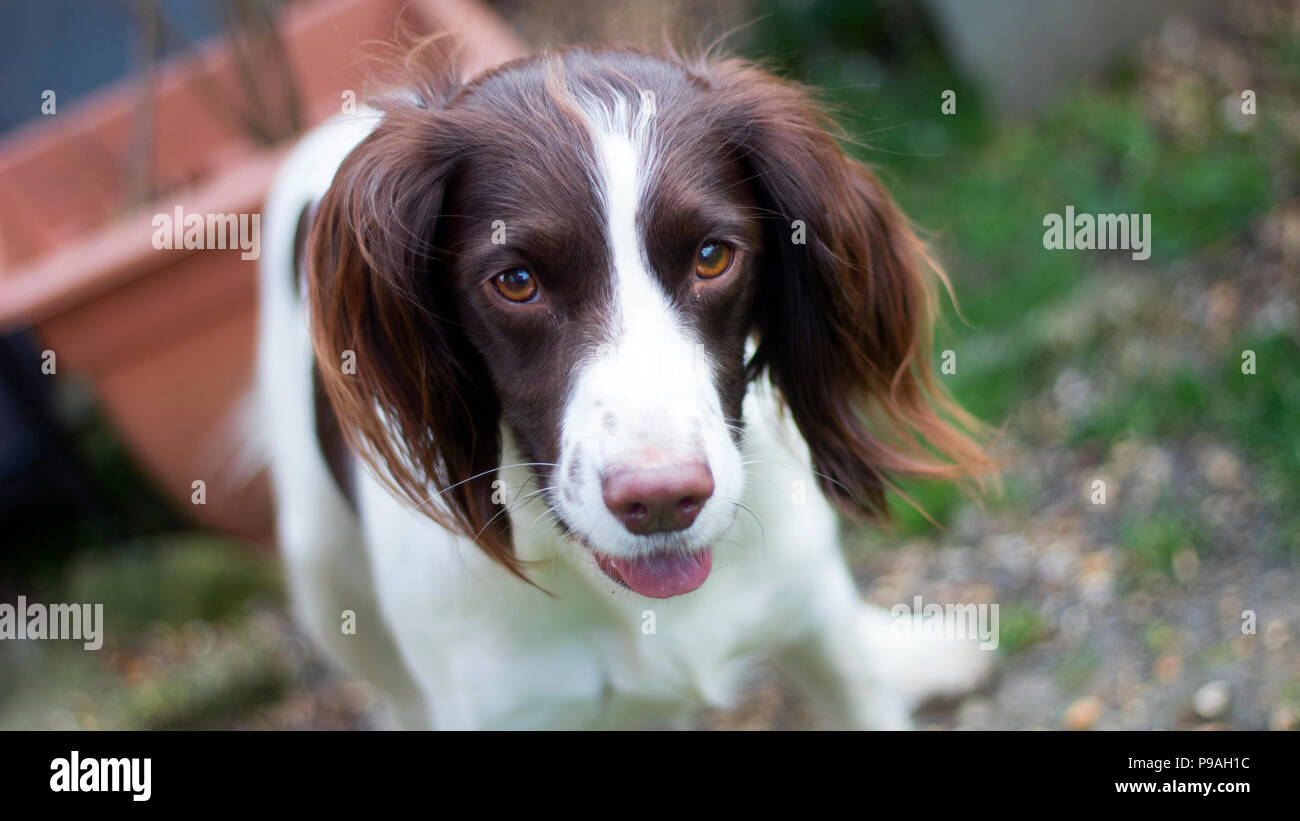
773;570;913;730
773;562;993;730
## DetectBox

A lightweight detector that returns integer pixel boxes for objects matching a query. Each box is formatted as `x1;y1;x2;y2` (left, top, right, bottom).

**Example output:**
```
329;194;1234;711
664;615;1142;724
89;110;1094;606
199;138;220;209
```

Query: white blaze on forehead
574;93;717;448
550;90;743;558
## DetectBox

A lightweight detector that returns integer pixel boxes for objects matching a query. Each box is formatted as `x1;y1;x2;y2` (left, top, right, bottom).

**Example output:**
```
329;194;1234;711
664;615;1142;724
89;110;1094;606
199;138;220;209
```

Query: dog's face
310;47;987;597
436;56;765;596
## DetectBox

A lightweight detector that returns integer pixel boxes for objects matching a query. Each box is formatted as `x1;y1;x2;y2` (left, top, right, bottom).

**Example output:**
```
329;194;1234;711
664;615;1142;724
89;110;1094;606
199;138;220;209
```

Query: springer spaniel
257;41;993;729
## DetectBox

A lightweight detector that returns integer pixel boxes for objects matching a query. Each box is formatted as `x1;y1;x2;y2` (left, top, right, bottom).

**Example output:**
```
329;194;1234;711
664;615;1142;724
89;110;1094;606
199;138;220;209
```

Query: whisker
413;461;557;511
738;457;857;503
470;481;555;544
723;496;765;550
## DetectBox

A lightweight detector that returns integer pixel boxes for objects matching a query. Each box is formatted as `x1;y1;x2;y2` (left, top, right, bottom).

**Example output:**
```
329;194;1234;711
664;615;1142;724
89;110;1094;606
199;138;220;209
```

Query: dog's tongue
598;548;713;598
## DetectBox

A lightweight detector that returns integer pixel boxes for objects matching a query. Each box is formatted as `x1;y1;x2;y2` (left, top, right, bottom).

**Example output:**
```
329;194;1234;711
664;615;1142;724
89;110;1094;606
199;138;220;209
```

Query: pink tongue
602;548;713;598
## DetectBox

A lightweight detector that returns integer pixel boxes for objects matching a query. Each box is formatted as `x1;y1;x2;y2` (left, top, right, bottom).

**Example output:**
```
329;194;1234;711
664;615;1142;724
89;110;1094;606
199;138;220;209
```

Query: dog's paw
859;606;996;709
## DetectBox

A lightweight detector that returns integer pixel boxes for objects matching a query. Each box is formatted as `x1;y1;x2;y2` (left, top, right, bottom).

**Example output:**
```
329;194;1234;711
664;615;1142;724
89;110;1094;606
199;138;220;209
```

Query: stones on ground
1192;680;1231;720
1063;695;1104;730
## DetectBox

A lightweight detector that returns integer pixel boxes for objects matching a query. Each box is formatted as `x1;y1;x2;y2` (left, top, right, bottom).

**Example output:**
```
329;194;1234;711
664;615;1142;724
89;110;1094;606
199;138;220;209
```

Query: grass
62;535;282;629
997;603;1050;657
1120;509;1201;579
1055;646;1102;694
1141;619;1179;656
901;91;1274;428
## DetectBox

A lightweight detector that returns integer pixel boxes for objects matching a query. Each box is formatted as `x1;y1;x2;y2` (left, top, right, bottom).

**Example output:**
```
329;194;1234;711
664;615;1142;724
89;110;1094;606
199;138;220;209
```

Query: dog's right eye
492;267;540;303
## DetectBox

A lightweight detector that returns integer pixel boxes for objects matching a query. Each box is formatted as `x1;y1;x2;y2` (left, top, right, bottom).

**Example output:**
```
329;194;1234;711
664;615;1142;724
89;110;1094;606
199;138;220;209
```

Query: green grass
997;603;1049;657
1055;646;1102;694
1141;619;1179;656
1120;509;1200;579
63;535;282;630
897;90;1273;433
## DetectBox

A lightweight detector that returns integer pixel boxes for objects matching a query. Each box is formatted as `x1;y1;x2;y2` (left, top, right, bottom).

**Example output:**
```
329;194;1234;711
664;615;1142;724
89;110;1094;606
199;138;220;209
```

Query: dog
257;41;994;729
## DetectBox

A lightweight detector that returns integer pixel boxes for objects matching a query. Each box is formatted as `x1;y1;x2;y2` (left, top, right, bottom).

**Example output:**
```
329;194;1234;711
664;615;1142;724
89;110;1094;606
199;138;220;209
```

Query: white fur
257;107;989;731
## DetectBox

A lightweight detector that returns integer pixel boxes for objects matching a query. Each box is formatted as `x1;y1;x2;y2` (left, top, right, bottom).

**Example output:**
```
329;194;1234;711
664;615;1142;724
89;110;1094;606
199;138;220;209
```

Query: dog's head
309;44;989;597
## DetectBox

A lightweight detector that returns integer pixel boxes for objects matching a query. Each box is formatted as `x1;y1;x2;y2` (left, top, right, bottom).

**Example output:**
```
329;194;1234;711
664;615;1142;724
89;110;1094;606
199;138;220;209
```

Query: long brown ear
695;57;994;518
307;47;520;576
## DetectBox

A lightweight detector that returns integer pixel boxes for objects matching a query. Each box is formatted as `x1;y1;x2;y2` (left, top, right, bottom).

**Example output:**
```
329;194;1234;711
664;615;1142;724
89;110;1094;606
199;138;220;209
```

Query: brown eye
493;267;539;303
695;241;734;279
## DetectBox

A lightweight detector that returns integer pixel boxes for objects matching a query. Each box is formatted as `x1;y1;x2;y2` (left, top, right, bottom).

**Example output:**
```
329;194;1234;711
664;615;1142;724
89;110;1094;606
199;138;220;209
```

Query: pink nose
602;463;715;535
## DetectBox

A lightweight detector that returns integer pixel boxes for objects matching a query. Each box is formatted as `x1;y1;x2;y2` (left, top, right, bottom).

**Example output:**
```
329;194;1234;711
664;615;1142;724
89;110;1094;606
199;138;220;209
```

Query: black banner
0;730;1287;808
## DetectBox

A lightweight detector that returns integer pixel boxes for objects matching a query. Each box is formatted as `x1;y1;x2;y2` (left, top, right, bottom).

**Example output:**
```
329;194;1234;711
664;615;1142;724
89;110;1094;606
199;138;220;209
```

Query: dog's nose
602;463;715;535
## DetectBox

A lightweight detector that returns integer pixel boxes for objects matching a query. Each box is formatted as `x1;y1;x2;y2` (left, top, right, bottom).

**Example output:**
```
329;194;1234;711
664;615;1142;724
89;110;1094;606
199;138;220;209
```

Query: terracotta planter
0;0;525;541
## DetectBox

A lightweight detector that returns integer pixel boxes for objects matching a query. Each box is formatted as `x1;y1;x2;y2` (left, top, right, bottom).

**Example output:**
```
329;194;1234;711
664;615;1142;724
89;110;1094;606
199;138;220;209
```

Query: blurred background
0;0;1296;730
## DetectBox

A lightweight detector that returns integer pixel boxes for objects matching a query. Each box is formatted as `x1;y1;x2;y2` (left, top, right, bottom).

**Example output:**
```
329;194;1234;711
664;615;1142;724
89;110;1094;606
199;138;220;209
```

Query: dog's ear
695;57;993;518
307;60;520;576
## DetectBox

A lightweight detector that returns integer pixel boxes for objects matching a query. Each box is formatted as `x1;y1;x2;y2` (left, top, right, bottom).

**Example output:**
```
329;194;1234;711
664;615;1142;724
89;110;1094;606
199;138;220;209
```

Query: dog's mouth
592;546;713;598
553;494;730;599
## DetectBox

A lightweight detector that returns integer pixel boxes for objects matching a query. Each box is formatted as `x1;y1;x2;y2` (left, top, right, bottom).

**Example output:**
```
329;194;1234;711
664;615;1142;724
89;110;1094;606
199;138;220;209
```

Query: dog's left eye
493;267;539;303
695;241;734;279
